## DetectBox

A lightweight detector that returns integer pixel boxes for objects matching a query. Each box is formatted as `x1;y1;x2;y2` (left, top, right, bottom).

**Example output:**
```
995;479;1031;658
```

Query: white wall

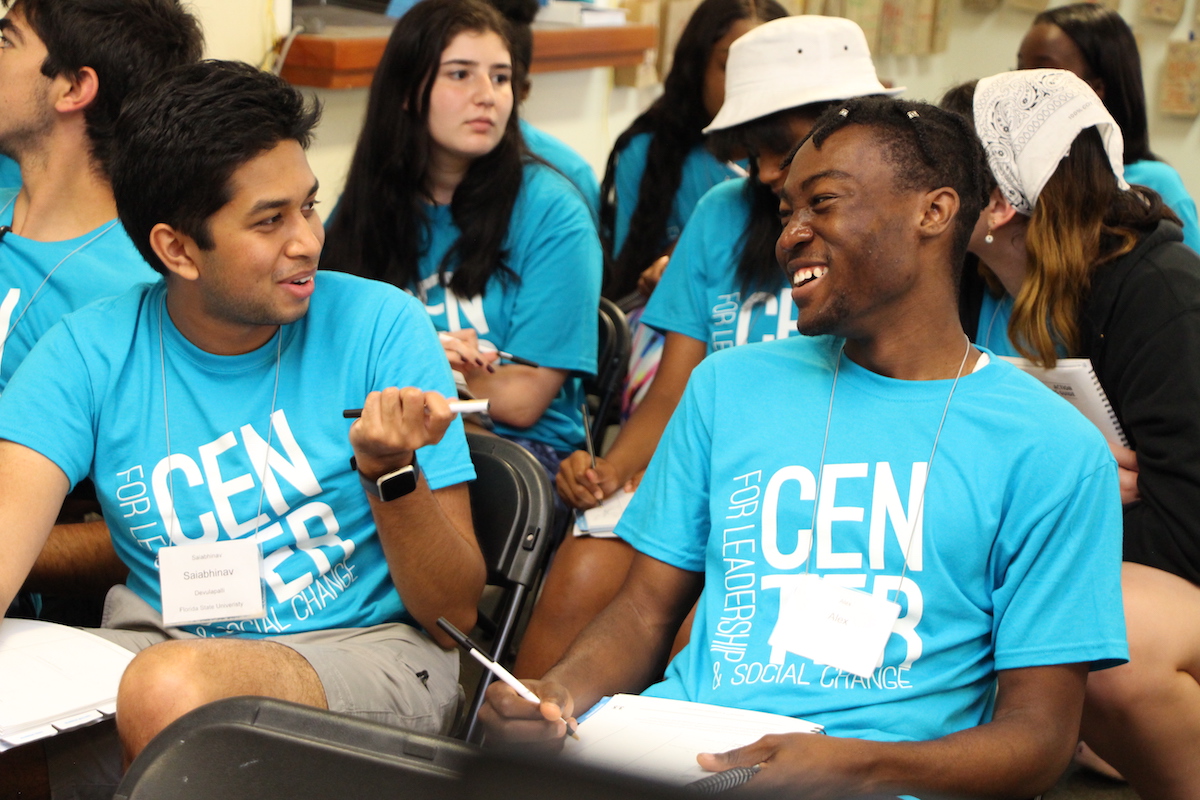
191;0;1200;211
189;0;291;63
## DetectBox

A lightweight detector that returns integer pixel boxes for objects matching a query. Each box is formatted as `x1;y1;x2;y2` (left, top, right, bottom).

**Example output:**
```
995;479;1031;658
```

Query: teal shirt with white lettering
0;275;475;637
618;334;1127;742
641;178;797;352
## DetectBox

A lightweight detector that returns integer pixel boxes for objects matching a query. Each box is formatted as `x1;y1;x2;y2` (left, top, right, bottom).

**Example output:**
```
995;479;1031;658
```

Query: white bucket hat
704;15;902;133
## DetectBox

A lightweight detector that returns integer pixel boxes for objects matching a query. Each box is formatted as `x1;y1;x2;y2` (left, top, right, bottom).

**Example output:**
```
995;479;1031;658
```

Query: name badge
768;574;901;678
158;539;266;628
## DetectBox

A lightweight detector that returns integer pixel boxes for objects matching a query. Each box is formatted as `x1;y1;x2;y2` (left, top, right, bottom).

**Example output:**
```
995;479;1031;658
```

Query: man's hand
439;329;499;377
697;733;875;799
556;451;623;509
349;387;453;478
479;677;577;746
637;254;670;298
1108;442;1140;505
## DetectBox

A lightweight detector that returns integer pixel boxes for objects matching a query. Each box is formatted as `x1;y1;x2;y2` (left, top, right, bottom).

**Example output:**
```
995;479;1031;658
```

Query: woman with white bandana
944;68;1200;799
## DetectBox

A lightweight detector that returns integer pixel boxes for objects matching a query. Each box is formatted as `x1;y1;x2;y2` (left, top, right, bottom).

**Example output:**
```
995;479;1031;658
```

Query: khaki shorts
45;585;463;800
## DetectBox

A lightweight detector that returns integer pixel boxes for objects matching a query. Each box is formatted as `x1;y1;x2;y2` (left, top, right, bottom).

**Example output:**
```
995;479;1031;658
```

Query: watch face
378;463;419;501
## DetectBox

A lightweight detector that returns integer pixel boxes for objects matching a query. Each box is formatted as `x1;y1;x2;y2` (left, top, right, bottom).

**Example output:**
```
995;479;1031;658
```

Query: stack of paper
571;489;635;538
0;619;135;751
563;693;823;784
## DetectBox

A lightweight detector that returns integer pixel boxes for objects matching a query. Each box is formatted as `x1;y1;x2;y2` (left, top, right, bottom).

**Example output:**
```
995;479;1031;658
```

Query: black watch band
352;454;421;502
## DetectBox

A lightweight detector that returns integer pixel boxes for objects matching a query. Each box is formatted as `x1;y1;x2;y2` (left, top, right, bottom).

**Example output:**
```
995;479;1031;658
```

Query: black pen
439;333;540;368
436;617;579;739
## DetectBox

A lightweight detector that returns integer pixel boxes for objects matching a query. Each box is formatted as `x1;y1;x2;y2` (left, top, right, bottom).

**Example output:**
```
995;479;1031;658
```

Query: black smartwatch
352;455;421;501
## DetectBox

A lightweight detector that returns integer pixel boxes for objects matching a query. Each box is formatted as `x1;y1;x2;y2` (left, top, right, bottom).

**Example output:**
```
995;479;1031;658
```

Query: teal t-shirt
0;187;158;391
0;155;19;189
618;335;1128;742
1125;159;1200;252
975;292;1017;357
0;274;476;637
415;162;601;453
641;178;796;352
612;132;742;256
521;120;600;228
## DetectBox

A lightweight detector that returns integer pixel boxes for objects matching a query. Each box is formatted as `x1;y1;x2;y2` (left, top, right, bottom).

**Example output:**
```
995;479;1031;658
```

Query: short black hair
3;0;204;175
792;96;990;270
110;61;322;276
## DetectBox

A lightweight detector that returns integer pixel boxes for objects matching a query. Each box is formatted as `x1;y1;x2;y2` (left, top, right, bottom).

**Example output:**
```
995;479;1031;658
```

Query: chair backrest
463;433;557;742
115;696;475;799
588;297;632;450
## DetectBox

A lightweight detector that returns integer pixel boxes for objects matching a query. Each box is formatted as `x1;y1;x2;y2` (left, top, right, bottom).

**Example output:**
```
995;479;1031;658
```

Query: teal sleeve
371;294;476;491
0;320;97;487
616;357;716;571
642;179;750;345
990;458;1128;671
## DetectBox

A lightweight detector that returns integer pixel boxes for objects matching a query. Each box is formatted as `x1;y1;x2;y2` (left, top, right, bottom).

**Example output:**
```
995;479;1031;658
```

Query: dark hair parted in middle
795;96;990;272
321;0;523;299
598;0;787;299
3;0;204;175
110;60;321;276
1032;3;1152;163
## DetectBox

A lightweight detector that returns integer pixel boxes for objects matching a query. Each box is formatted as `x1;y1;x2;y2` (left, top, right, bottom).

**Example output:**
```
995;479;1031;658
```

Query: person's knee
115;641;212;758
1087;624;1182;716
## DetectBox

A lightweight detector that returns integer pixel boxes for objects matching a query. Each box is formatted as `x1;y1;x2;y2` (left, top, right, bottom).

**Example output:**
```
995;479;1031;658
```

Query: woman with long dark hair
1017;2;1199;250
601;0;787;302
949;69;1200;799
514;16;898;679
323;0;601;476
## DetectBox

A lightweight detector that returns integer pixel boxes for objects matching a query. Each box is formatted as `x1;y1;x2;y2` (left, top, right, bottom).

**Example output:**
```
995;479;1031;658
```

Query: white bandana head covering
973;69;1128;216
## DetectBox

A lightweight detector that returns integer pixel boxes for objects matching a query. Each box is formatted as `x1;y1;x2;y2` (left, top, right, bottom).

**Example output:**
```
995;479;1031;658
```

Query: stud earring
984;229;994;245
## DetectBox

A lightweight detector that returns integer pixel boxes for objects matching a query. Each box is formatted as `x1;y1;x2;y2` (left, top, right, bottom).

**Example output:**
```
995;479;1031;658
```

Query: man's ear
984;187;1021;232
917;186;960;240
149;223;201;282
53;66;99;115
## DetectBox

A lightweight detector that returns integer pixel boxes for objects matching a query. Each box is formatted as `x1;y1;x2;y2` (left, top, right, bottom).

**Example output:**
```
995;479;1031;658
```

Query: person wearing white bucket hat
702;14;902;134
520;15;898;681
946;69;1200;800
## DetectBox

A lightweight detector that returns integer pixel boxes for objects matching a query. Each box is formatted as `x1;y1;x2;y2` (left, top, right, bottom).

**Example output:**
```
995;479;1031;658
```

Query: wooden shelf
280;23;657;89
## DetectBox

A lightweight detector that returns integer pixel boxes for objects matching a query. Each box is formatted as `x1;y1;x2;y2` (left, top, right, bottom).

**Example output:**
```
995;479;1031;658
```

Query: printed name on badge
769;574;901;678
159;539;266;627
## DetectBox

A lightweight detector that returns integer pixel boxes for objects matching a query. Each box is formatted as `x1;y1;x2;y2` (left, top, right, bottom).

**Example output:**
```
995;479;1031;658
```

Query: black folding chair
462;433;557;743
587;297;632;453
115;696;475;799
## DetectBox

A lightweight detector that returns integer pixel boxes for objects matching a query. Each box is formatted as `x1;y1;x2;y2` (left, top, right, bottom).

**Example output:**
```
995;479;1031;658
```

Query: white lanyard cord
1;201;121;342
805;336;973;599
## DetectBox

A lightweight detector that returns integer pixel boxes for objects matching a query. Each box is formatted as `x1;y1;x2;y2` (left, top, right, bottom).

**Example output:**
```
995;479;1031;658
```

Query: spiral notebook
563;694;823;785
1000;357;1128;447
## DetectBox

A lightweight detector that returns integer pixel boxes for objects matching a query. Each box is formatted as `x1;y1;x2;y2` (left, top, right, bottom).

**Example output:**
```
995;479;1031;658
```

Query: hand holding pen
439;331;540;370
442;617;580;744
